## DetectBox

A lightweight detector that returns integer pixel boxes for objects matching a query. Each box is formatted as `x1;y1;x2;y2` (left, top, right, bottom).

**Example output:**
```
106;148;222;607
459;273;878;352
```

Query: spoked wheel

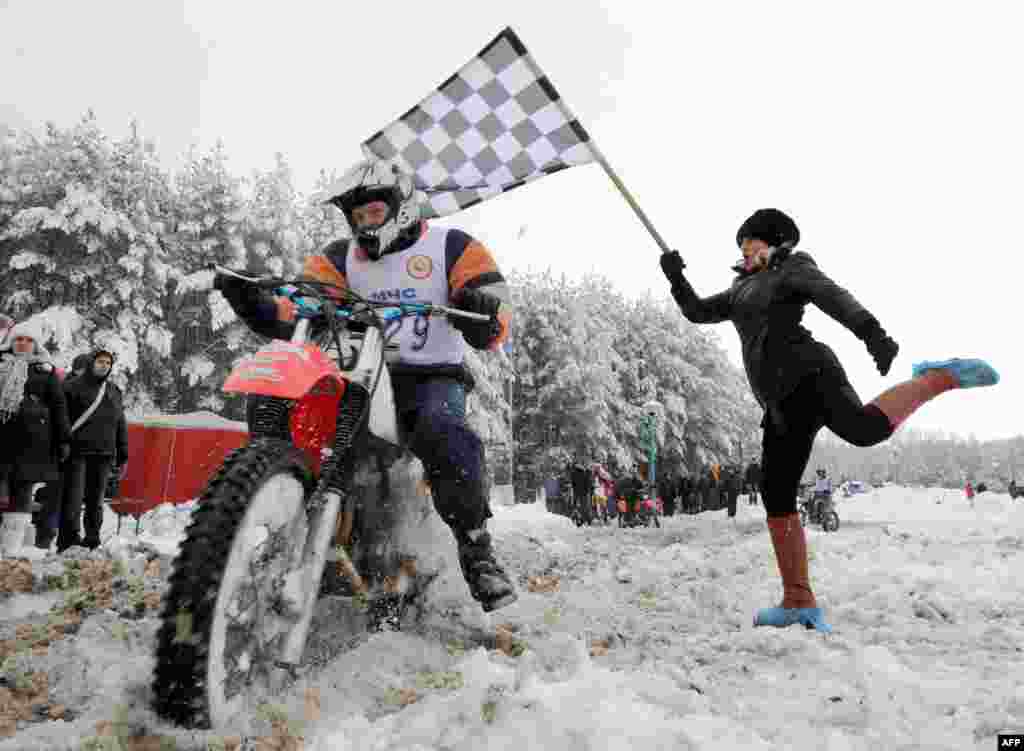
152;439;315;730
822;510;840;532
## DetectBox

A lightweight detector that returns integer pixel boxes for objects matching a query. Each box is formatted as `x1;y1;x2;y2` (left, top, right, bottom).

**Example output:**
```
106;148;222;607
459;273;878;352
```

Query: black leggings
762;366;893;517
59;456;113;547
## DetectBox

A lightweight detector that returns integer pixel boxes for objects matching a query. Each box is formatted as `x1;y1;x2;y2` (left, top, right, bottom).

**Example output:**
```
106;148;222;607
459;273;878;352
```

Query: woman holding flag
658;208;999;632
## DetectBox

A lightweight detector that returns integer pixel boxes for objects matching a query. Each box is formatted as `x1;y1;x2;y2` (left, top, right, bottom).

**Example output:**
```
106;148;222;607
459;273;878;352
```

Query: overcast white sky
3;0;1021;442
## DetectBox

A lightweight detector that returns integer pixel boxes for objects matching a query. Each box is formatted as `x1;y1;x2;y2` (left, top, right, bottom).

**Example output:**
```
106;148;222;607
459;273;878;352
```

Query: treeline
807;428;1024;490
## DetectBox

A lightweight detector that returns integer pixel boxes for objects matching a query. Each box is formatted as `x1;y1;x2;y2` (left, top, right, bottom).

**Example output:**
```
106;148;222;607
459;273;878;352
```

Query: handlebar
208;264;491;323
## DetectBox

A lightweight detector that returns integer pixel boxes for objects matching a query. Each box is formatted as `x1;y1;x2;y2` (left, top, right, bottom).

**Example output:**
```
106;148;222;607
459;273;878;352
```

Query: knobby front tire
151;439;314;729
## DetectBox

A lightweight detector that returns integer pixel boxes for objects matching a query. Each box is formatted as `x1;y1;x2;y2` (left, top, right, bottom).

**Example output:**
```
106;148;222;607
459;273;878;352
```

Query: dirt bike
150;266;493;731
799;489;840;532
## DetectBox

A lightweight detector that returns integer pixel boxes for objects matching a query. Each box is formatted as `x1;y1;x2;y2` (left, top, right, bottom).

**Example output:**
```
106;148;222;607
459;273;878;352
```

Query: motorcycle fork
278;386;372;666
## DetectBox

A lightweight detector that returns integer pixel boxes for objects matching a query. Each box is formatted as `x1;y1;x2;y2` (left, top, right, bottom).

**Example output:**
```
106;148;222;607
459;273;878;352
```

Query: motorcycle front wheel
151;438;315;730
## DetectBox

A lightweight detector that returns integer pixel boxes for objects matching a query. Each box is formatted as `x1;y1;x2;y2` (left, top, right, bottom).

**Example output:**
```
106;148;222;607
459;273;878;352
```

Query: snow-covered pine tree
0;113;175;410
163;142;255;416
300;168;351;253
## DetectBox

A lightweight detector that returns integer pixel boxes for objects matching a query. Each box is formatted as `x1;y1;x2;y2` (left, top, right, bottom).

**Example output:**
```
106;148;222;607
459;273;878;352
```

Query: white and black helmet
323;160;421;260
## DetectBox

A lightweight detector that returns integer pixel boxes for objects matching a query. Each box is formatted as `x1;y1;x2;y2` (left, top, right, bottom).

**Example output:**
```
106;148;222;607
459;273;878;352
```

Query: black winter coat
64;373;129;461
669;250;877;423
0;355;71;483
614;476;644;502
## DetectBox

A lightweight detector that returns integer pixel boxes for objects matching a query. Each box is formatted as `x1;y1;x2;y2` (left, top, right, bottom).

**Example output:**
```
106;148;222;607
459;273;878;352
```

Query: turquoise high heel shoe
911;358;999;389
753;606;833;633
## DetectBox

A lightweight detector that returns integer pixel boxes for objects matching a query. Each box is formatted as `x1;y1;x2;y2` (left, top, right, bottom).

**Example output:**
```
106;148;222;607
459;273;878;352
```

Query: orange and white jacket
264;222;510;370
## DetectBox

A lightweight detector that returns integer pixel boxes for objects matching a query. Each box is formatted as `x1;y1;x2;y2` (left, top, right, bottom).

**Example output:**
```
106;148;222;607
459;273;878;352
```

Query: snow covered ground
5;485;1024;750
295;486;1024;751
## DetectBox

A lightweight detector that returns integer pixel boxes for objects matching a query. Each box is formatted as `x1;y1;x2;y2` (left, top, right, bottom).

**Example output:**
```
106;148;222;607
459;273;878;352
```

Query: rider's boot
454;525;518;613
754;513;832;633
431;468;517;613
413;405;519;612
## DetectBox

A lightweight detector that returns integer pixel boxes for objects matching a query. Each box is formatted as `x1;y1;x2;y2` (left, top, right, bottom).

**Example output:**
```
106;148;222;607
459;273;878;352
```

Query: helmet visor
337;187;398;231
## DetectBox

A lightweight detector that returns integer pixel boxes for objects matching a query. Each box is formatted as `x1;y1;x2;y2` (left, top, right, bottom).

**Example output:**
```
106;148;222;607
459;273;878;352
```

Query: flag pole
516;32;672;255
585;139;671;255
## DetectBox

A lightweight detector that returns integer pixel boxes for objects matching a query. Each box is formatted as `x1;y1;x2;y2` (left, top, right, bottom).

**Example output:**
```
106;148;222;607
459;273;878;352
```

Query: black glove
865;329;899;376
853;316;898;376
214;274;263;315
659;250;687;285
449;287;502;350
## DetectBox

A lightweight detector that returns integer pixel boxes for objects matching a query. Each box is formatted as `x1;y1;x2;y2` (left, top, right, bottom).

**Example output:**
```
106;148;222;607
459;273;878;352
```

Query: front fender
224;341;346;400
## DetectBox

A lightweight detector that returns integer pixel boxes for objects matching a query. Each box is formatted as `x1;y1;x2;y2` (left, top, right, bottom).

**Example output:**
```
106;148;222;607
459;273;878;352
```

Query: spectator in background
704;465;719;511
66;353;93;383
32;356;78;551
58;349;128;551
679;474;695;513
725;465;743;518
658;471;677;517
0;320;70;560
965;481;975;501
745;459;762;505
568;457;593;524
615;467;644;527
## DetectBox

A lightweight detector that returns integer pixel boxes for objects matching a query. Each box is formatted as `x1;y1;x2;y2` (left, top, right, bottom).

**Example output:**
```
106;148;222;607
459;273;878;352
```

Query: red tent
110;411;249;521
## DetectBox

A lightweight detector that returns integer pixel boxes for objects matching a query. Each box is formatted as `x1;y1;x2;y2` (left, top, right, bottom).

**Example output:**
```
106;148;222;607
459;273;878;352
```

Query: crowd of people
548;458;765;527
0;314;128;560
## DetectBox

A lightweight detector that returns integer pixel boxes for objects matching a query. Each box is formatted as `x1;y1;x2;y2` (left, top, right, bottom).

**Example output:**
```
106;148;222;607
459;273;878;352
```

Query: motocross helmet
323;160;421;260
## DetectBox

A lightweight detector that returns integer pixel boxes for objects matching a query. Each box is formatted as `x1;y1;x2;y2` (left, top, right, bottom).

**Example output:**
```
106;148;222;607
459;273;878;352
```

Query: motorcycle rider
215;160;517;612
811;467;832;521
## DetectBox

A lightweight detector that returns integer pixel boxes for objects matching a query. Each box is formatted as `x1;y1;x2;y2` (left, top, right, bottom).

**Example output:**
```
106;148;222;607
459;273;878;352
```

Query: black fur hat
71;354;93;372
736;208;800;250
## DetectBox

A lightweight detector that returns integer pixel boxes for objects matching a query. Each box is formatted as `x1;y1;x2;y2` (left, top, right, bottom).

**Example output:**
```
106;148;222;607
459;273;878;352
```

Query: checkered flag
362;27;595;219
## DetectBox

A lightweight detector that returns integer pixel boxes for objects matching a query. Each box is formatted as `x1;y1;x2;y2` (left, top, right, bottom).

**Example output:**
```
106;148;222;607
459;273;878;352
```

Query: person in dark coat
692;470;708;513
703;466;719;511
724;465;743;518
680;475;696;513
30;353;92;550
66;353;93;383
659;208;999;633
58;348;128;551
569;459;593;524
614;469;644;527
0;320;71;559
745;460;762;505
657;472;676;517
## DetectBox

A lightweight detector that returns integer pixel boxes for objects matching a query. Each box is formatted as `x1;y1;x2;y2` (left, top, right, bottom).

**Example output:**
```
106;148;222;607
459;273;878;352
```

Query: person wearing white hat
0;319;71;560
